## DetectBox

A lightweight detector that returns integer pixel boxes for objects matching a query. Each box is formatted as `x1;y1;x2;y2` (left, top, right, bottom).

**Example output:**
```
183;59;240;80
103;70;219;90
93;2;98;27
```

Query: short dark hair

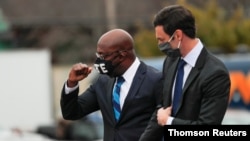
153;5;196;38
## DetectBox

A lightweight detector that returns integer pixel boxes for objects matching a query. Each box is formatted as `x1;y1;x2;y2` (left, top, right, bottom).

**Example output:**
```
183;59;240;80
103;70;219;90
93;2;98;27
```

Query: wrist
67;80;78;87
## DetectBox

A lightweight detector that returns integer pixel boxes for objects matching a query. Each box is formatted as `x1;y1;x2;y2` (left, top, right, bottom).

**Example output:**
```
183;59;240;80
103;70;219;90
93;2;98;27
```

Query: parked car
36;111;103;141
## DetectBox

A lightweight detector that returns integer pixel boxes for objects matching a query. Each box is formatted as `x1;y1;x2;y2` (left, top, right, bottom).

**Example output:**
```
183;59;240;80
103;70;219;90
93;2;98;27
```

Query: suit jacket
139;48;230;140
61;61;163;141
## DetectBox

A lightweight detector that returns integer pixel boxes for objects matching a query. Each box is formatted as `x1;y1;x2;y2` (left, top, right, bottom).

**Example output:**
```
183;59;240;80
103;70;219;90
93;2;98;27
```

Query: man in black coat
139;5;230;141
60;29;163;141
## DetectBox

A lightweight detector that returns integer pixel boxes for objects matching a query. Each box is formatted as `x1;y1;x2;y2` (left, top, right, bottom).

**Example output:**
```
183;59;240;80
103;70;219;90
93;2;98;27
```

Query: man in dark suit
139;5;231;140
60;29;163;141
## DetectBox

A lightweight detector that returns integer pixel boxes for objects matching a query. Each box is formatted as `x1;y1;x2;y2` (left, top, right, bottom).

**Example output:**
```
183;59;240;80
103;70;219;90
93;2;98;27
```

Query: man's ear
175;29;183;41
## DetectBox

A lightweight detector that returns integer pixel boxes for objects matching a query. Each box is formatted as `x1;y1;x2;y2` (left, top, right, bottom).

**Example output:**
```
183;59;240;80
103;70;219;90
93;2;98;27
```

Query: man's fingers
72;63;92;76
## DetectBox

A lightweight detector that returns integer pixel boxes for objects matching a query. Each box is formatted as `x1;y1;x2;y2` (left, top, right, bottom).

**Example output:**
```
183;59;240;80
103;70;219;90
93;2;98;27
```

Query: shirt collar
183;38;203;67
122;57;140;83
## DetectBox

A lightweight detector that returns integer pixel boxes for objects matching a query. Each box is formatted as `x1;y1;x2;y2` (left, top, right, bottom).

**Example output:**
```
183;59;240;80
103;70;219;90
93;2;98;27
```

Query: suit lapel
182;67;199;95
120;62;146;118
107;77;116;123
163;57;179;107
179;48;208;110
183;47;207;93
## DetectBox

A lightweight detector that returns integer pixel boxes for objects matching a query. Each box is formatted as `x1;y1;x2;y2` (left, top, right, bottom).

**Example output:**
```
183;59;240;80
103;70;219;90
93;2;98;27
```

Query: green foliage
134;27;163;57
134;0;250;57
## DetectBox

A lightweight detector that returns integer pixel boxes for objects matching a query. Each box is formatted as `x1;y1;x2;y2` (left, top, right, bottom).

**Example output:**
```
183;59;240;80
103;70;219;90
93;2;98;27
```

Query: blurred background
0;0;249;140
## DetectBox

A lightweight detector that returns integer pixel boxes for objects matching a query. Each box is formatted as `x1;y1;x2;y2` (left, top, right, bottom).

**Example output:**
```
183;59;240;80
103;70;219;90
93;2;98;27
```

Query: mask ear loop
177;40;181;49
168;33;175;42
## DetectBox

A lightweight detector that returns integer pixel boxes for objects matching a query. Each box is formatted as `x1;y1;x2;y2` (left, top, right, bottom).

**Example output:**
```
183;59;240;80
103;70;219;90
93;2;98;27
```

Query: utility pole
105;0;117;30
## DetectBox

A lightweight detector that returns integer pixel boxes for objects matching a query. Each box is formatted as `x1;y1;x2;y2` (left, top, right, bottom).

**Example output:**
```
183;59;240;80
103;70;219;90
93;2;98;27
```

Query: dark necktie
112;76;125;121
172;59;186;116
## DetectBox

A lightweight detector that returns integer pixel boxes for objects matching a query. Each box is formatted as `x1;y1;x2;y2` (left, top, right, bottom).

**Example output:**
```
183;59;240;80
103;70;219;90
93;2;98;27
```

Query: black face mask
158;42;181;58
94;58;115;76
